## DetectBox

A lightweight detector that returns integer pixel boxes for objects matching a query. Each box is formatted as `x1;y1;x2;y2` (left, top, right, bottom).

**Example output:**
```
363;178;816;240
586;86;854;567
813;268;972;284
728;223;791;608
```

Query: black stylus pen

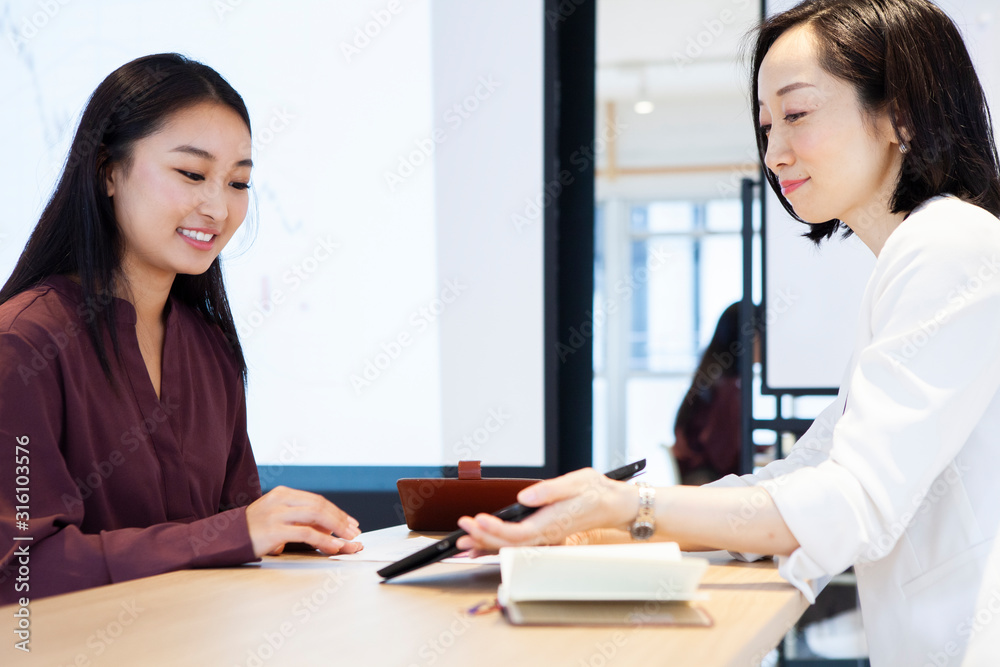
377;459;647;581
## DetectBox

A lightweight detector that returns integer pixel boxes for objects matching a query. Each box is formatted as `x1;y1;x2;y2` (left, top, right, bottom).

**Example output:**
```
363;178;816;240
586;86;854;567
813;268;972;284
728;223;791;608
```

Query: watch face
631;522;655;540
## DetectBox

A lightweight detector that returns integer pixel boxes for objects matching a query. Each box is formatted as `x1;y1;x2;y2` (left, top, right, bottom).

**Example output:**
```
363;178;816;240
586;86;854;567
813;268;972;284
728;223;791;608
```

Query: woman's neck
116;261;175;329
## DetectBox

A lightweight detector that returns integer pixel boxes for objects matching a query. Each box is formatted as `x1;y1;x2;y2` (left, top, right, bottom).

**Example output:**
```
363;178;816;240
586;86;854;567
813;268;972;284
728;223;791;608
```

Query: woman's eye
177;170;204;182
230;182;251;191
759;124;771;138
784;112;806;123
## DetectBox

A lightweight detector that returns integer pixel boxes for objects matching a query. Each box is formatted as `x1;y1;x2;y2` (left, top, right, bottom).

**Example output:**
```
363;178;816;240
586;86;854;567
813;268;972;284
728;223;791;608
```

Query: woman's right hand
245;486;363;557
455;468;639;555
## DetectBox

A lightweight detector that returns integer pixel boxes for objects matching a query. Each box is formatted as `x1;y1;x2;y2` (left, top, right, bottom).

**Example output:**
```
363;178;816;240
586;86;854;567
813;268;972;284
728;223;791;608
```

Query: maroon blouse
672;375;742;483
0;275;261;603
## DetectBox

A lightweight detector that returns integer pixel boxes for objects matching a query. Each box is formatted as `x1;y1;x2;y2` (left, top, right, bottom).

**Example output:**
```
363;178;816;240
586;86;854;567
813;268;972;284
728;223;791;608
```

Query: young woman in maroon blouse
0;54;361;603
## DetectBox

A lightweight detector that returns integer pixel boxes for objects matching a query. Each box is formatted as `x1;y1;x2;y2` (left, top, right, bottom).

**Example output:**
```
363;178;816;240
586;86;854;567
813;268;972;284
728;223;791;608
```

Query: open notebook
498;543;712;626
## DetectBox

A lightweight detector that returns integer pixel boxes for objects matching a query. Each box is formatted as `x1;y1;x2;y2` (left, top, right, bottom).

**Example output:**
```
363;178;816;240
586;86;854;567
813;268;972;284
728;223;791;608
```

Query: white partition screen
0;0;545;468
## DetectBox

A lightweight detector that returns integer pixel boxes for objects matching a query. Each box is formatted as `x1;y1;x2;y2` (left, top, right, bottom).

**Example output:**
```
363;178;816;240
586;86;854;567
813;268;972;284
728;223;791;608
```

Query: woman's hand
455;468;640;555
245;486;363;557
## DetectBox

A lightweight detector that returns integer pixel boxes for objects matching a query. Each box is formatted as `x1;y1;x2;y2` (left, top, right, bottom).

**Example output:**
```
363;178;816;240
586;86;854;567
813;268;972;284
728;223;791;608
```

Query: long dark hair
0;53;249;383
750;0;1000;244
674;302;752;437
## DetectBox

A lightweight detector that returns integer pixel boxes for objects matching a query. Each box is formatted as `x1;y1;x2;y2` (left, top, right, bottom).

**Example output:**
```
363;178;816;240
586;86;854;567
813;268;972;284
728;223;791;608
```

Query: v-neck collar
42;274;196;520
44;274;180;407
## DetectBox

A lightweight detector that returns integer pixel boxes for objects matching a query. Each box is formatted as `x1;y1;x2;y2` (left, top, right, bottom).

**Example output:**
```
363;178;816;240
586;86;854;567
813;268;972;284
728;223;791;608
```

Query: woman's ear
890;103;913;146
97;145;115;197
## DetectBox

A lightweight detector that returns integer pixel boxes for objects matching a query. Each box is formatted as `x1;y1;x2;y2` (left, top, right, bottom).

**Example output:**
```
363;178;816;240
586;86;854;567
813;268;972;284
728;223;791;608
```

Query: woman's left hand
455;468;639;555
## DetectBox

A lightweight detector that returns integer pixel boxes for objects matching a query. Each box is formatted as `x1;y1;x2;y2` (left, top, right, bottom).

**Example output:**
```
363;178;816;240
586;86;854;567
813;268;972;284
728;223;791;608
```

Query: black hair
0;53;250;383
750;0;1000;244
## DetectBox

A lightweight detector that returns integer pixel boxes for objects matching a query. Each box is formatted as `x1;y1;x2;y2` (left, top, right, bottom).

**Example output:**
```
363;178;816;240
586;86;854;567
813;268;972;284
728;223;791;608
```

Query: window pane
626;377;689;485
635;237;695;372
705;199;743;232
633;201;695;233
698;234;743;350
594;204;605;373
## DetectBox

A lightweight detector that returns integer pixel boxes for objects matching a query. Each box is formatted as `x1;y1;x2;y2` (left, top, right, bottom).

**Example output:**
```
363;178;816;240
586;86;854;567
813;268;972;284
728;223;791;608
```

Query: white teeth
179;228;215;242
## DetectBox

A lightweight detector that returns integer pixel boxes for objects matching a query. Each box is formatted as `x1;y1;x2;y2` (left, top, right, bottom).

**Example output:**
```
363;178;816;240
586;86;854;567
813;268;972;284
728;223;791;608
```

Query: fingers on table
266;487;361;540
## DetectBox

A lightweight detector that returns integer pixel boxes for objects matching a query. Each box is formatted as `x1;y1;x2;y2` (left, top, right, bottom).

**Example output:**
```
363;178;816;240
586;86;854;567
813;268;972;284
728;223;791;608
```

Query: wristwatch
629;483;656;540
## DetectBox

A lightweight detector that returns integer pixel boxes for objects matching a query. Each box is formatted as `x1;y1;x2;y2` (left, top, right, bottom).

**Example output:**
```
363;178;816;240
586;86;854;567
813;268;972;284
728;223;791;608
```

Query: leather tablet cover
397;462;539;531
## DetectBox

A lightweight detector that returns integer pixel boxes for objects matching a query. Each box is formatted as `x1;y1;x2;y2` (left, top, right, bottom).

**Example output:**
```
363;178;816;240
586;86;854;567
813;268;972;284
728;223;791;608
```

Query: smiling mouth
780;178;809;196
177;228;216;242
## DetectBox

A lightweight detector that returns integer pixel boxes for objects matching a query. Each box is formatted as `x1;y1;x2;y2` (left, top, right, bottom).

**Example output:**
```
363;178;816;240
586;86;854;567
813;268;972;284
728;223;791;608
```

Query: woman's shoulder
896;195;1000;242
882;196;1000;265
0;277;82;343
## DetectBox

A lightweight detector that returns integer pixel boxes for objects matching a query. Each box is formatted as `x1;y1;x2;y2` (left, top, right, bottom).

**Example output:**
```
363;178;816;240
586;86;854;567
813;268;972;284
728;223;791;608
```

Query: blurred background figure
671;302;756;485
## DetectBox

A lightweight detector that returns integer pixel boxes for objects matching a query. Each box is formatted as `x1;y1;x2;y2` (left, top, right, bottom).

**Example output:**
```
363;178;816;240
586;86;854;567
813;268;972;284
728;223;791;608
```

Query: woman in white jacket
457;1;1000;664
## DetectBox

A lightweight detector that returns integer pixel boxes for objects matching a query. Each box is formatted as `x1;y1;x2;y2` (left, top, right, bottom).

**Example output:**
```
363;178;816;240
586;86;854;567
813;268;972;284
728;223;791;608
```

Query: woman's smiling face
757;24;904;232
106;101;252;286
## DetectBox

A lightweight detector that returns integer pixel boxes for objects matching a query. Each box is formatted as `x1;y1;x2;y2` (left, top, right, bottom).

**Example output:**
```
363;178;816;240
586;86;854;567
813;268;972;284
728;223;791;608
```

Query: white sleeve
761;215;1000;602
705;391;845;567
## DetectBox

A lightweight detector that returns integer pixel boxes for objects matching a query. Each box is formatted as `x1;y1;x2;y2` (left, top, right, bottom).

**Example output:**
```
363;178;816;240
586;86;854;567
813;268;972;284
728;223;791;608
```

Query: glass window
595;196;768;486
625;376;689;484
698;235;743;350
636;237;695;372
594;203;606;374
636;201;695;233
705;199;743;232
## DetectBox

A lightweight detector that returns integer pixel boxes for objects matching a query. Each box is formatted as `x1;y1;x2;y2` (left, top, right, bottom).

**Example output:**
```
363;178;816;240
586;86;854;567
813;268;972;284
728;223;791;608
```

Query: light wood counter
2;526;807;666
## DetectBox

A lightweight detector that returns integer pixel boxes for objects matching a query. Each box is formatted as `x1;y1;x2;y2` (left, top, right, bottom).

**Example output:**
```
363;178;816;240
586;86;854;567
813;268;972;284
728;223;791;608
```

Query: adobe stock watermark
554;243;679;363
511;118;629;233
925;579;1000;667
672;0;754;70
886;254;1000;368
236;569;350;667
252;107;296;156
716;146;764;198
60;397;181;513
339;0;408;63
6;0;73;53
350;279;467;394
393;408;512;522
256;439;306;490
687;292;797;399
855;461;973;571
576;633;627;667
723;416;835;534
51;599;144;665
384;76;502;192
232;235;340;342
545;0;586;29
16;287;116;385
214;0;248;20
407;610;476;667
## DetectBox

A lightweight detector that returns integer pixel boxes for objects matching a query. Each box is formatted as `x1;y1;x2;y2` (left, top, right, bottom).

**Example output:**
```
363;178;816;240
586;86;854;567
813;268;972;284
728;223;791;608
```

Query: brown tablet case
396;461;540;531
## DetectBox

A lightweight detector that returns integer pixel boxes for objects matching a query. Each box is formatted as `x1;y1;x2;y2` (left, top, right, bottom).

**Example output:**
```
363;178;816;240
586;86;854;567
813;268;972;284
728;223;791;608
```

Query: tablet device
377;459;647;581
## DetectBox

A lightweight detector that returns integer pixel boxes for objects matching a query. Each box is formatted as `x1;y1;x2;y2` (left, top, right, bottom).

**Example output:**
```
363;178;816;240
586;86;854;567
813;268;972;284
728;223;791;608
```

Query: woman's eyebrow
777;82;815;96
758;82;816;107
170;144;253;168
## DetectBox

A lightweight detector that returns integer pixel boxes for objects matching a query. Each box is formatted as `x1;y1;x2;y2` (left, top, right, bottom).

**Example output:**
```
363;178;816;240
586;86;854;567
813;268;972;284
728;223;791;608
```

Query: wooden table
2;526;807;666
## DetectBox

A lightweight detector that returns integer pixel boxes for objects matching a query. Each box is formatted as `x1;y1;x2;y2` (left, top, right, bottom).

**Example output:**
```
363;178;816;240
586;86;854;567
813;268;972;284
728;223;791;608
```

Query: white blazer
962;535;1000;665
711;196;1000;667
